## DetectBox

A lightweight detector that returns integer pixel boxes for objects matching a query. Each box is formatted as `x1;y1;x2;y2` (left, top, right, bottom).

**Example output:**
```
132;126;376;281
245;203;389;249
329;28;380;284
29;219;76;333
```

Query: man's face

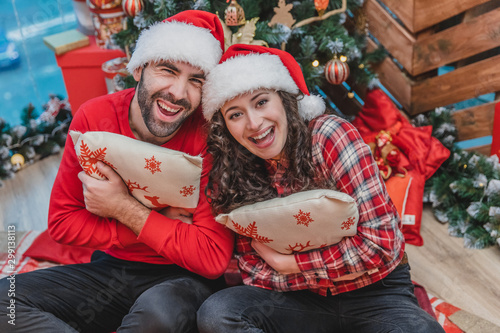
134;60;205;139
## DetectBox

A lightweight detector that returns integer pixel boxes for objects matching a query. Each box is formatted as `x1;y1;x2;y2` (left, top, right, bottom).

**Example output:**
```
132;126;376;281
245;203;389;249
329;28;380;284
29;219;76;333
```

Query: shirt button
316;278;321;283
314;272;319;276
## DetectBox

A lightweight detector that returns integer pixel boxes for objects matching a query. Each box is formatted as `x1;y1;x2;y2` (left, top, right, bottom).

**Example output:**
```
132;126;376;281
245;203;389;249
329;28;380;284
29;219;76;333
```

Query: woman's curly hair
206;90;324;214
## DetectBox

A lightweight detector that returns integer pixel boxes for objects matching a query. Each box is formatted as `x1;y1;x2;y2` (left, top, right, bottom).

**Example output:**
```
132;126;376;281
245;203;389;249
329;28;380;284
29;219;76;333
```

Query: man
0;10;234;333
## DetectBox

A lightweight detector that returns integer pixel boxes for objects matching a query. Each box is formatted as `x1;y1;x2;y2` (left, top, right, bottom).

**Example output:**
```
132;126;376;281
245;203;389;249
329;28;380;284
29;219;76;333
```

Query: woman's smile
222;90;288;160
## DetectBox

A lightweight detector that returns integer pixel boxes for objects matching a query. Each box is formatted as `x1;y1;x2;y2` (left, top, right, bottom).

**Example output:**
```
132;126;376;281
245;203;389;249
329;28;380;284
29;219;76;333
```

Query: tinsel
414;107;500;249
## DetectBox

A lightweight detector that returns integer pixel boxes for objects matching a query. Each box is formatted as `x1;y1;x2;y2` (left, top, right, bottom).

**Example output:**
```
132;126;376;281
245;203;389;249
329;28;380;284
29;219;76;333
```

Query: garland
413;107;500;249
0;95;72;187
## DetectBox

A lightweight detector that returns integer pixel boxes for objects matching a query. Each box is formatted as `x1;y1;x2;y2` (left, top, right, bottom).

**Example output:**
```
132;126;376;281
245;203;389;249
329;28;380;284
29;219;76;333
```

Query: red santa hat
127;10;224;74
202;44;326;121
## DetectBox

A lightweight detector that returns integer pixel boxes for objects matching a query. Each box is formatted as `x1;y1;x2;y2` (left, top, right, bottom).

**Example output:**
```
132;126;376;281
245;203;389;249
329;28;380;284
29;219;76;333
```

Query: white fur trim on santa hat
298;94;326;121
127;21;222;74
202;53;325;121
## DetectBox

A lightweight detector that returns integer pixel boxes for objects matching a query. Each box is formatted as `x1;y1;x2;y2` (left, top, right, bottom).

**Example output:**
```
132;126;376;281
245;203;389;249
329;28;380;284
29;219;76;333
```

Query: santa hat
127;10;224;74
202;44;325;121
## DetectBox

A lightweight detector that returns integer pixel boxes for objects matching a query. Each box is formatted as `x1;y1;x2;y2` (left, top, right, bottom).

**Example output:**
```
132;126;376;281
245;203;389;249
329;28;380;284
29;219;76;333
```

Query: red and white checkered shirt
235;115;405;296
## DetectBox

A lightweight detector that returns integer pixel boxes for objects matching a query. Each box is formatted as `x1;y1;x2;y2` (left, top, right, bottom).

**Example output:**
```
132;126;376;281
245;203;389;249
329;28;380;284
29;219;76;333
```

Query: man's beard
136;74;194;138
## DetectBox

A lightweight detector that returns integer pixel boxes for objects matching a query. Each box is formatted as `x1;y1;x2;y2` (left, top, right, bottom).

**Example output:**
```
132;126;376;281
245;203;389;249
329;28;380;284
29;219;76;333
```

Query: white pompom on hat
202;44;326;121
127;10;224;74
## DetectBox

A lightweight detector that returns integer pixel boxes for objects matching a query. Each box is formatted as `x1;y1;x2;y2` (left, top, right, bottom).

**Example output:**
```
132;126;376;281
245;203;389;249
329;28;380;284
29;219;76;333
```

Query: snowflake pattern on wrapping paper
77;141;116;178
180;185;196;197
341;216;356;230
293;209;314;227
231;221;273;243
144;155;161;174
126;180;148;193
286;241;314;252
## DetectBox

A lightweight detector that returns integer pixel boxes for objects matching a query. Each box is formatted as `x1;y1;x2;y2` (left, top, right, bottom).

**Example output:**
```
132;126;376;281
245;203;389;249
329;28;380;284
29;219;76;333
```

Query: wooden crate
365;0;500;154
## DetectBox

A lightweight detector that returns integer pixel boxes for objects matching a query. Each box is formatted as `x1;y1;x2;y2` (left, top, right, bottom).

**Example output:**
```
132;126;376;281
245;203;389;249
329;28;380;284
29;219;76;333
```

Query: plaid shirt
235;115;405;296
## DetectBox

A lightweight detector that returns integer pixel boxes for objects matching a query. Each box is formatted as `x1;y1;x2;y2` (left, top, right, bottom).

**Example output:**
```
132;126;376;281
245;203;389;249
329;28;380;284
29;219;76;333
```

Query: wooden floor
1;152;500;328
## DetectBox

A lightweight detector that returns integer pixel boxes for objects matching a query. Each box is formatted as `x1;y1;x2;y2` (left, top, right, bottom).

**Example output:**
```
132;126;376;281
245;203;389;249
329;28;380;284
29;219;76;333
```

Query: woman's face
221;89;288;160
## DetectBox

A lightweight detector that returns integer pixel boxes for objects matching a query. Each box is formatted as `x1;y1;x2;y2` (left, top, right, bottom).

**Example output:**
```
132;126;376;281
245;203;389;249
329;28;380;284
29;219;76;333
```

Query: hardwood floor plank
0;152;62;231
406;207;500;327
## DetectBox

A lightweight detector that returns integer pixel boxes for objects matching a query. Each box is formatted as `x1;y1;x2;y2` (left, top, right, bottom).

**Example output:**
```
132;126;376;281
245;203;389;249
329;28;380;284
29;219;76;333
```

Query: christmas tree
113;0;385;116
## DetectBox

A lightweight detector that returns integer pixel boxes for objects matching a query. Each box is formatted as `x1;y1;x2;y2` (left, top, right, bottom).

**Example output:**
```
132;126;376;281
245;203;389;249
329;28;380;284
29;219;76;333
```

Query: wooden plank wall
452;101;497;154
365;0;500;155
366;0;500;115
379;0;492;33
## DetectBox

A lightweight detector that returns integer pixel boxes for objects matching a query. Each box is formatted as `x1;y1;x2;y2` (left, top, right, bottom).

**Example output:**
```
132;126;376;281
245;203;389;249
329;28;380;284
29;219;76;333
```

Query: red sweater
48;88;234;279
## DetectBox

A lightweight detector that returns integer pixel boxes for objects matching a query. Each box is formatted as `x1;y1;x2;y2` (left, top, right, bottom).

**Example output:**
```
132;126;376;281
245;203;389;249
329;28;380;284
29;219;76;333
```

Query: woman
198;44;443;333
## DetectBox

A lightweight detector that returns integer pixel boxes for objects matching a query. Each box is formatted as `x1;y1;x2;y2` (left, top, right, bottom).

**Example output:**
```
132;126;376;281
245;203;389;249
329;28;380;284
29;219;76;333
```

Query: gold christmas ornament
314;0;330;16
219;17;268;51
268;0;296;28
225;0;246;26
11;153;25;167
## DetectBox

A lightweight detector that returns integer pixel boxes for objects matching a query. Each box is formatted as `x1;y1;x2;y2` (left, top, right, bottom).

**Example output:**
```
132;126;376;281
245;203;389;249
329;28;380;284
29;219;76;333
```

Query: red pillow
22;230;95;265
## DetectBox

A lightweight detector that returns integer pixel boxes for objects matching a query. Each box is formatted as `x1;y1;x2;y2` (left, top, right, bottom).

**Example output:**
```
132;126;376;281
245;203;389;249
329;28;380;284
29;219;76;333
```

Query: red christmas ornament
122;0;143;17
324;57;350;85
314;0;330;16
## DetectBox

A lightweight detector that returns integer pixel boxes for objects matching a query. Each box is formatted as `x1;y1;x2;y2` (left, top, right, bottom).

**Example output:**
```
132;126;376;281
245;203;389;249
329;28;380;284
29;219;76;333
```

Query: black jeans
198;264;444;333
0;251;222;333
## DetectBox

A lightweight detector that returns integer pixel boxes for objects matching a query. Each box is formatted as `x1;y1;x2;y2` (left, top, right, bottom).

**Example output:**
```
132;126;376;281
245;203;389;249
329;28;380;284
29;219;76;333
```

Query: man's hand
159;207;194;224
78;162;150;234
251;240;301;275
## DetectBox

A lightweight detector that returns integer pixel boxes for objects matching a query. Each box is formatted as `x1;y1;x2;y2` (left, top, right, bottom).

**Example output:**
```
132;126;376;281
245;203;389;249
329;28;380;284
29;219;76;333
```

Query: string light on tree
122;0;143;17
225;0;246;26
312;60;320;67
324;56;350;85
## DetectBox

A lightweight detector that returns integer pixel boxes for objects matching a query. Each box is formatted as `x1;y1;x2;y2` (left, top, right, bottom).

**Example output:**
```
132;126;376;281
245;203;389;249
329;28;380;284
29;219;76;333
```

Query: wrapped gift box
54;35;126;115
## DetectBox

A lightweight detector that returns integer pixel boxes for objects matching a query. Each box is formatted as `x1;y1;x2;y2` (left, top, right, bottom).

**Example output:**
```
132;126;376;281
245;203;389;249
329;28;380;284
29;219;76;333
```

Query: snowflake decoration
293;209;314;227
144;155;162;174
77;141;115;178
180;185;196;197
231;221;273;243
341;216;356;230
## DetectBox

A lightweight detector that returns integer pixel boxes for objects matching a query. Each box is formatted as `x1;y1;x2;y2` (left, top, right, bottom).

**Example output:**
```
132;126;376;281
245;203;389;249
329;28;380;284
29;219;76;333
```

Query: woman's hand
251;240;301;275
159;207;194;224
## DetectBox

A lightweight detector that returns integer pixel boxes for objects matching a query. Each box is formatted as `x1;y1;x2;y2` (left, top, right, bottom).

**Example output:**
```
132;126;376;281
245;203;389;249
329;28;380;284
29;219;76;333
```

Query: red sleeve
137;150;235;279
48;108;135;250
